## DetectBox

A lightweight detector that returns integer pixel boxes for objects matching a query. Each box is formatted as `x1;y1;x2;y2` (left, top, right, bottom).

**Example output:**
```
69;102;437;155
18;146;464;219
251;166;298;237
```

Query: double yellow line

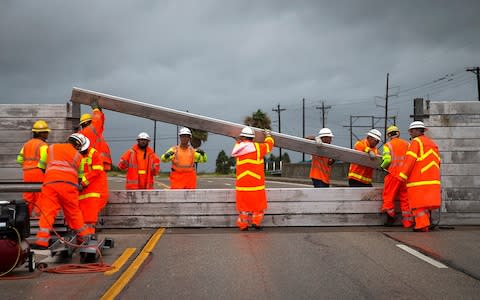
101;228;165;300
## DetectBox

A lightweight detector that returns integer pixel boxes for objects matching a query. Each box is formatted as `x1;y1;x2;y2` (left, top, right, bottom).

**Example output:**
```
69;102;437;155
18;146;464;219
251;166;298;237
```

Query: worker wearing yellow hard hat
16;120;51;215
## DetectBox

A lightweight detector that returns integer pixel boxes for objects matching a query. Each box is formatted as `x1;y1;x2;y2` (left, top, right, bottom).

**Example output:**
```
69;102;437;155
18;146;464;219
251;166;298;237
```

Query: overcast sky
1;0;479;172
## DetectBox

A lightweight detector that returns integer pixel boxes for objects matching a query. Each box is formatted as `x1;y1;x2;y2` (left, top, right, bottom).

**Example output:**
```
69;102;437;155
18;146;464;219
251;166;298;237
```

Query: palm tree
243;109;272;129
190;128;208;148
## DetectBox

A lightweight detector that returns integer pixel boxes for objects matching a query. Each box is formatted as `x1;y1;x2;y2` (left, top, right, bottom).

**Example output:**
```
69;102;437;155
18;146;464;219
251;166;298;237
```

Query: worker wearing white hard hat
305;128;335;188
118;132;160;190
398;120;440;232
380;125;413;228
348;128;381;187
161;127;207;189
231;126;274;231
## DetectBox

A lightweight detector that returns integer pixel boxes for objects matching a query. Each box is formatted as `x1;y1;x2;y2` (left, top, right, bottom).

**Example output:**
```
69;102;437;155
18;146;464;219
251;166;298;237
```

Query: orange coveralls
35;143;89;247
161;146;207;189
118;144;160;189
399;135;441;231
381;137;413;227
79;147;108;234
348;139;378;186
17;138;48;215
310;156;332;186
231;136;274;229
79;108;112;170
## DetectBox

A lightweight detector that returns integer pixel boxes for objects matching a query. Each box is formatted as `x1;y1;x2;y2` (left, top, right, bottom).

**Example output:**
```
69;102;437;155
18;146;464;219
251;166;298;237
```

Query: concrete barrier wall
424;101;480;224
0;103;80;180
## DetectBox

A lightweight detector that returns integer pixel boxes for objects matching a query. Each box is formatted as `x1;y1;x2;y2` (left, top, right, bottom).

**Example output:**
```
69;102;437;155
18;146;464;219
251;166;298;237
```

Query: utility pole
467;67;480;101
272;104;286;159
302;98;305;162
384;73;389;142
315;101;331;128
153;120;157;152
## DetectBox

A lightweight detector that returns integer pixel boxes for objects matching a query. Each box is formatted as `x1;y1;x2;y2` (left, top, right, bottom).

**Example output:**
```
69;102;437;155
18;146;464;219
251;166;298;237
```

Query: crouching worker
78;136;109;237
231;127;274;231
33;133;91;250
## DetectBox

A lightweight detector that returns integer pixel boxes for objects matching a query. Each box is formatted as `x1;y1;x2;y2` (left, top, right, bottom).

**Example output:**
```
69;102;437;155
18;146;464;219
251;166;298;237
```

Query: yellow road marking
100;228;165;300
104;248;136;276
157;181;170;189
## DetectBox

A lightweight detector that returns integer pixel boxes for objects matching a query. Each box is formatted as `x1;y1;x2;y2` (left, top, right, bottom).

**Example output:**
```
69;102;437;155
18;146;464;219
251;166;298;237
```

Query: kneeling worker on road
118;132;160;190
348;129;381;187
305;128;335;188
161;127;207;189
33;133;91;249
381;125;412;227
231;126;274;231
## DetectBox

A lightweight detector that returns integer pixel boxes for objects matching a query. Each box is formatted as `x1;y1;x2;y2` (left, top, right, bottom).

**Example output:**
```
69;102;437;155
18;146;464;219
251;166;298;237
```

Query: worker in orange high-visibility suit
399;121;441;232
161;127;207;189
33;133;91;250
306;128;335;188
17;120;50;216
348;129;381;187
231;126;274;231
380;125;413;228
79;99;112;171
78;137;108;236
118;132;160;189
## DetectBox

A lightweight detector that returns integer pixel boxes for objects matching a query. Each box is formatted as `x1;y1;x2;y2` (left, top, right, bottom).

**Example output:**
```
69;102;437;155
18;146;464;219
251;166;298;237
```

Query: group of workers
17;99;439;242
307;121;441;232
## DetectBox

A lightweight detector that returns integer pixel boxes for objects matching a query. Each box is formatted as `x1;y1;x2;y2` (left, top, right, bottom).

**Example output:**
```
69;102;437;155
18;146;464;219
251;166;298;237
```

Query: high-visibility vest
382;137;409;176
172;146;195;173
118;144;160;189
309;156;331;184
44;143;81;185
79;147;107;200
79;108;112;170
399;135;441;209
348;139;378;184
17;138;48;182
233;137;274;192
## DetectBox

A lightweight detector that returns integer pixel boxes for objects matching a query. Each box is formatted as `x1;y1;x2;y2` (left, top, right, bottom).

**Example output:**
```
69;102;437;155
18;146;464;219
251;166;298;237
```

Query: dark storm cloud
1;0;479;170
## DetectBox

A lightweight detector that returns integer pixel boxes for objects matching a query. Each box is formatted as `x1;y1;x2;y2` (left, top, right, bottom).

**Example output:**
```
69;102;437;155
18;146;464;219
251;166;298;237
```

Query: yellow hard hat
79;113;92;125
386;125;400;135
32;120;51;132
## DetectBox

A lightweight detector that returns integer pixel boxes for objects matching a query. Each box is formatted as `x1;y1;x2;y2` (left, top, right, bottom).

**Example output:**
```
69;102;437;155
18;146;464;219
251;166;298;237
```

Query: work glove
196;149;205;156
90;98;100;110
164;151;174;159
78;184;84;191
328;158;336;165
315;136;322;144
264;129;271;137
368;151;376;159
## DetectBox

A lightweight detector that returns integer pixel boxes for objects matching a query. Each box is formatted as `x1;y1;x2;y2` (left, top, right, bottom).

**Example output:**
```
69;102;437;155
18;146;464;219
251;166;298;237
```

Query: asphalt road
108;175;312;190
1;227;479;299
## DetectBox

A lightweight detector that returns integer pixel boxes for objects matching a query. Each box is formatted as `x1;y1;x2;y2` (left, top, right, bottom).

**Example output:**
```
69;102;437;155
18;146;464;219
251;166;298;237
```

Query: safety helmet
386;125;400;135
68;133;89;151
318;128;334;138
137;132;151;140
178;127;192;136
79;113;92;126
240;126;255;138
32;120;51;132
408;121;426;130
367;129;382;141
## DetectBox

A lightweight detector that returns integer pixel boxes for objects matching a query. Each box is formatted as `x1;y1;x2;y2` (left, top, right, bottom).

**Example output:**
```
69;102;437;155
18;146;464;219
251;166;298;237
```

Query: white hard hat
137;132;151;140
240;126;255;138
408;121;427;130
367;129;382;141
318;128;334;138
178;127;192;136
69;133;90;151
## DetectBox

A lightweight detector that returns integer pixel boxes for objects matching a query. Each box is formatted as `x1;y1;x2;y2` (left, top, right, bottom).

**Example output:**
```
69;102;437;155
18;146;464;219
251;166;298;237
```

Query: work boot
384;213;396;227
413;227;429;232
239;226;248;231
251;224;263;231
30;244;49;250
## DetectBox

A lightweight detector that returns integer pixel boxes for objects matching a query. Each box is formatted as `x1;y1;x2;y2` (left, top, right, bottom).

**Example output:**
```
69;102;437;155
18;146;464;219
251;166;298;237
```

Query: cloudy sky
1;0;479;172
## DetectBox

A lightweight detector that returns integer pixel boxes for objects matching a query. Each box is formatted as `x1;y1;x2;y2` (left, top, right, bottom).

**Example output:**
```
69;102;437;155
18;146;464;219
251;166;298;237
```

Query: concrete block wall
0;103;80;181
423;101;480;225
